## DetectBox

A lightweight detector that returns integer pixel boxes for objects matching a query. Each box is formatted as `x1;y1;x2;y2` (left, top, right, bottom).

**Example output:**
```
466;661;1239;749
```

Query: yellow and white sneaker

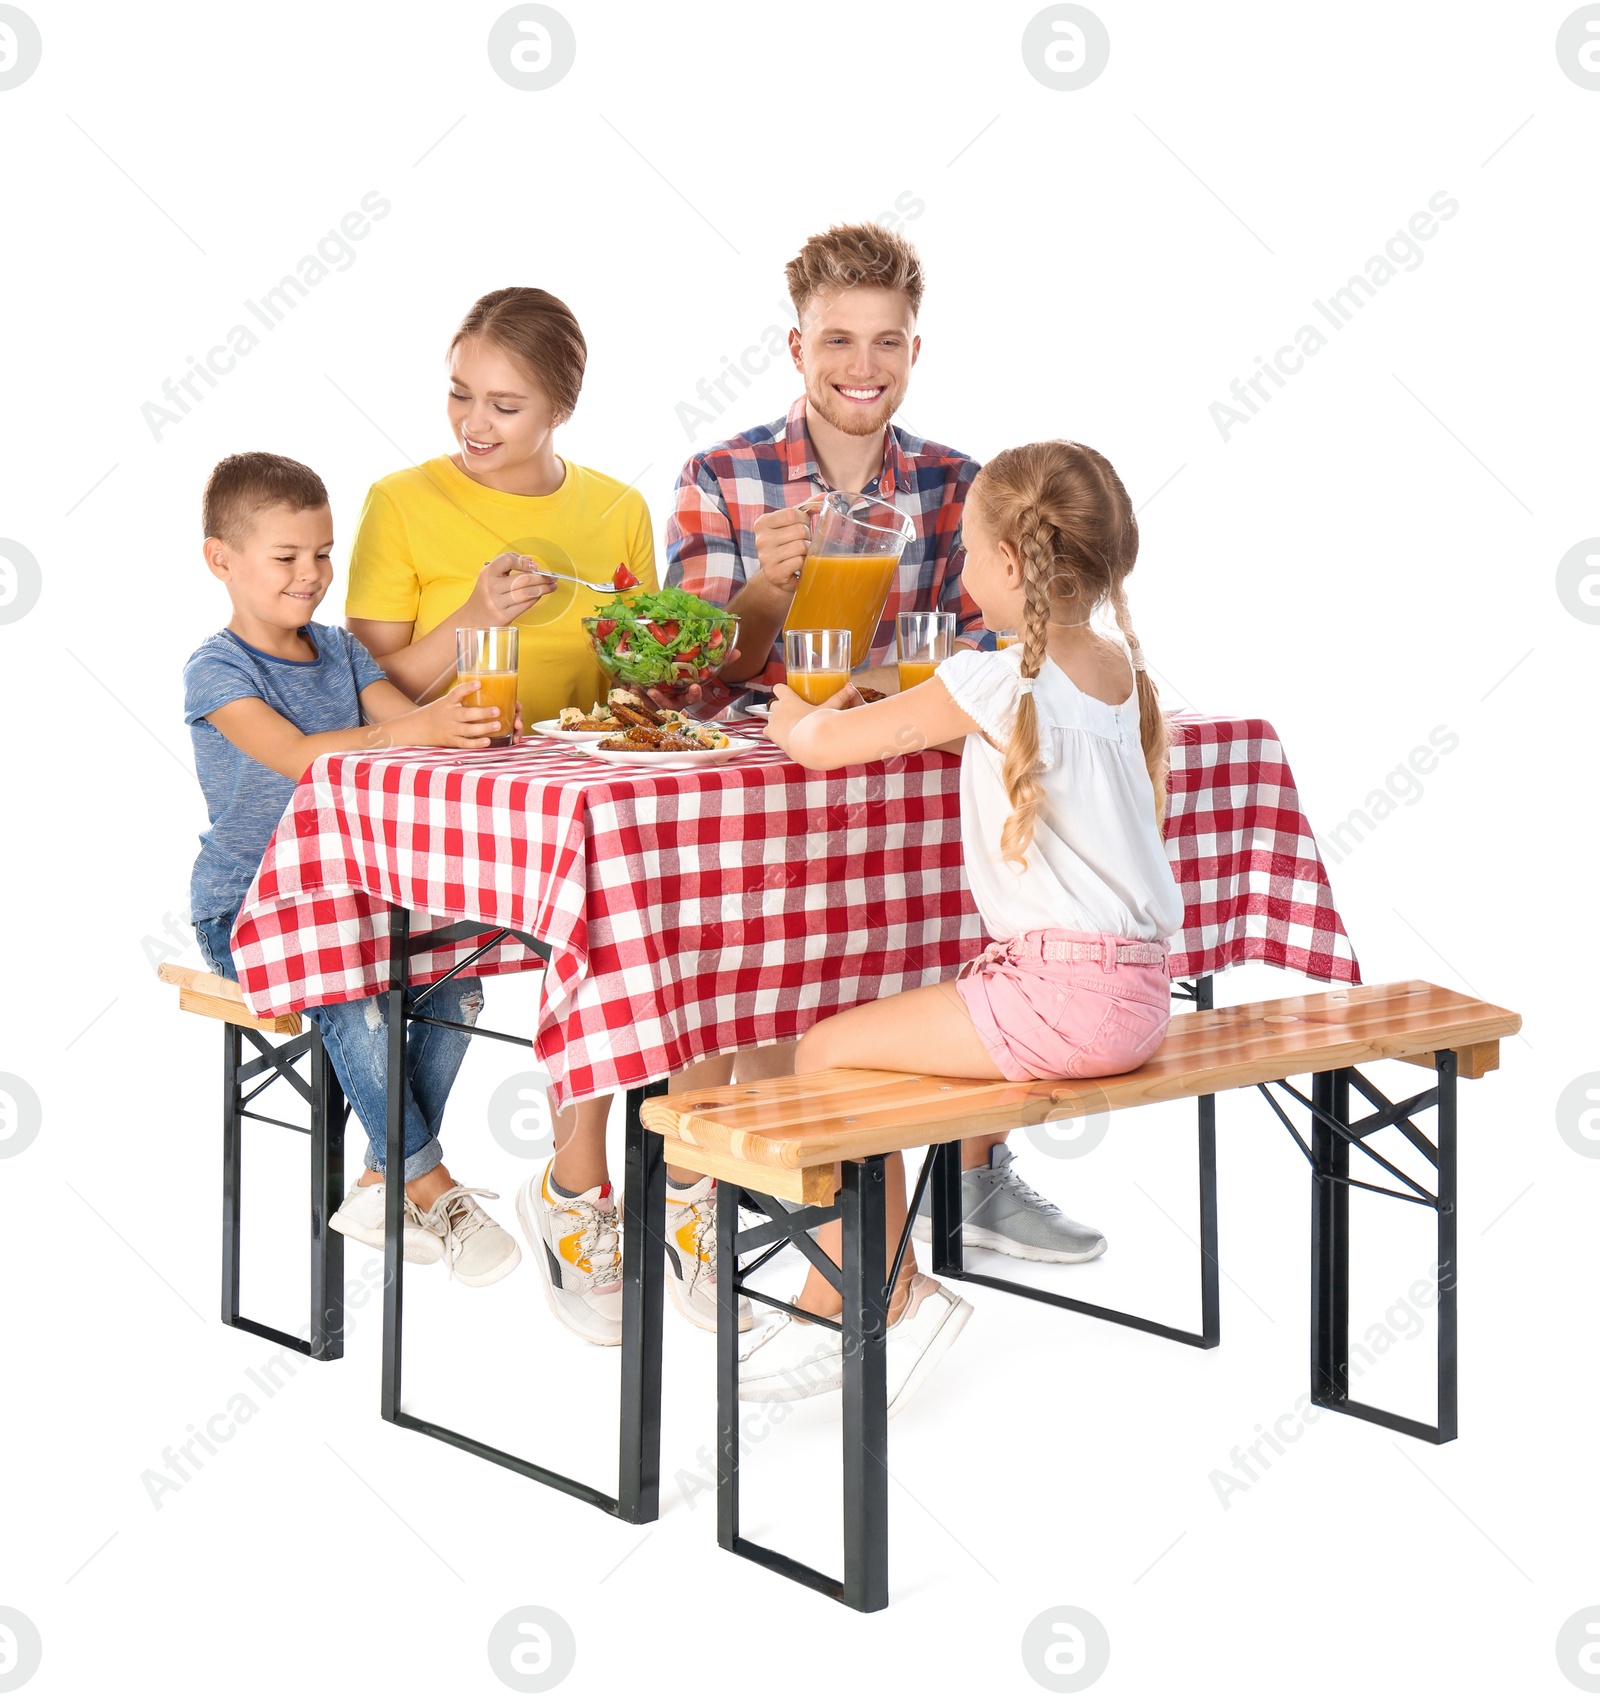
517;1164;623;1346
664;1176;752;1333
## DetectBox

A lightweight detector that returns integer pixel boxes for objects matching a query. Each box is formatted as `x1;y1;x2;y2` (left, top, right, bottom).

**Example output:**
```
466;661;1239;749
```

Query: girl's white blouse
936;644;1185;946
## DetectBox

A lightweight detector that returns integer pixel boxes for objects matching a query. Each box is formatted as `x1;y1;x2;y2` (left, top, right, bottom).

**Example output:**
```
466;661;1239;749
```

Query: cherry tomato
612;562;640;591
677;644;701;661
595;618;617;639
707;628;725;650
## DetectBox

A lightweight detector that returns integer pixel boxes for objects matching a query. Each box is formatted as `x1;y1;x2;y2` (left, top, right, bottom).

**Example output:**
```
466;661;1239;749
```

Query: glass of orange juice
784;628;852;705
993;629;1019;650
896;611;954;692
456;627;520;748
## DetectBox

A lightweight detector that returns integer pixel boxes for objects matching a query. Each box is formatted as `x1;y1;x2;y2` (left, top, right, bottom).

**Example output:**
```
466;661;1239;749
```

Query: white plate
741;700;771;719
531;717;614;741
578;735;759;769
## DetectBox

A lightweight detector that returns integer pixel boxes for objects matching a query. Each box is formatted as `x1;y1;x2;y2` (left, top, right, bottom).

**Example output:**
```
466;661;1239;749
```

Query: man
665;222;1106;1267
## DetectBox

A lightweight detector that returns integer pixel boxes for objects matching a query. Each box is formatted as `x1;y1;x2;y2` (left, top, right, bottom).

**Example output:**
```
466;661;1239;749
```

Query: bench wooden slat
641;981;1521;1201
177;987;303;1035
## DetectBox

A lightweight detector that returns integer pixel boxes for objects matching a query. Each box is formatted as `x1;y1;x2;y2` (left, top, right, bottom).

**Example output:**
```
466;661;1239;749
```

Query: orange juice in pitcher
786;554;901;667
783;492;914;669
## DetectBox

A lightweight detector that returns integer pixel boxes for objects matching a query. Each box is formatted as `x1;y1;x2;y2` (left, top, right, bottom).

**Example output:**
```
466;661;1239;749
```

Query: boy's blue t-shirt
183;622;387;924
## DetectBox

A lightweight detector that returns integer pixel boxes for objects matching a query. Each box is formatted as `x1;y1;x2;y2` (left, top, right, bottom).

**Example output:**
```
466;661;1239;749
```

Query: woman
346;287;727;1351
347;286;654;720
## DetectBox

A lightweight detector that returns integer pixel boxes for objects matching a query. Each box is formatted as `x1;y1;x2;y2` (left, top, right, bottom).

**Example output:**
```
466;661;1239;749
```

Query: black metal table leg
1310;1068;1351;1407
309;1025;346;1362
840;1156;889;1613
381;905;409;1423
617;1084;668;1523
376;903;666;1516
930;973;1221;1349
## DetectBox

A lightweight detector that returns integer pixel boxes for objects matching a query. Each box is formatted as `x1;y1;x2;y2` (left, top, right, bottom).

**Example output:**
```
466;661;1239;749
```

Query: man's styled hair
784;223;925;323
203;451;329;546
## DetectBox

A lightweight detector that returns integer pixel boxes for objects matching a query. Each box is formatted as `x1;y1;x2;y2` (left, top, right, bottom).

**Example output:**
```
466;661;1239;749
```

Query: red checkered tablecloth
231;713;1359;1106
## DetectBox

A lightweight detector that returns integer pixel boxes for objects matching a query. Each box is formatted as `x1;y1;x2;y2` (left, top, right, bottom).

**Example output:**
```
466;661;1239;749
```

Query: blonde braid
1109;580;1170;829
998;511;1055;868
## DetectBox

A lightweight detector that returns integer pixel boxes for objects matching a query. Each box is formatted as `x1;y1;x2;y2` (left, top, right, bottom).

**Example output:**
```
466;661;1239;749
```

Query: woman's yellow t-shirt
345;455;657;724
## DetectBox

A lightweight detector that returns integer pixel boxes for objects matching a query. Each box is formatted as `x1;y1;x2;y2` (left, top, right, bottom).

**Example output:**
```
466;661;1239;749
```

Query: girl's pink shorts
954;929;1172;1082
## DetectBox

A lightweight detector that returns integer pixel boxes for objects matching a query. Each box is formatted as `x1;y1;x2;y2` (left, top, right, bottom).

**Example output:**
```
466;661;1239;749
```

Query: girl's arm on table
764;678;981;772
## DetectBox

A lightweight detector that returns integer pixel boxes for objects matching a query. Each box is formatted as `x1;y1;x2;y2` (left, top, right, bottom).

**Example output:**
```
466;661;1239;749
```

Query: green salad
585;585;736;688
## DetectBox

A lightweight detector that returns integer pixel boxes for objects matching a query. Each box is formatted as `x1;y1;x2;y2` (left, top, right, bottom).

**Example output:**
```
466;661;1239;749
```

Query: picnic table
226;710;1359;1523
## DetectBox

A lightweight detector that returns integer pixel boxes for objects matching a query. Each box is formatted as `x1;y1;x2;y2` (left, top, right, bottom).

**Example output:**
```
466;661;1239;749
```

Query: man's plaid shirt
665;397;986;686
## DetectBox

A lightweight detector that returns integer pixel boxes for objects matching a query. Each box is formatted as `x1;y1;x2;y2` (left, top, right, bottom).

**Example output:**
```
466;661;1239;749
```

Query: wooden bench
159;962;348;1360
640;978;1522;1611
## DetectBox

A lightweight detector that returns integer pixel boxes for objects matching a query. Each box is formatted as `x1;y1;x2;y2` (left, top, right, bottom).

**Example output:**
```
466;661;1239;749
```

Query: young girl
747;440;1185;1414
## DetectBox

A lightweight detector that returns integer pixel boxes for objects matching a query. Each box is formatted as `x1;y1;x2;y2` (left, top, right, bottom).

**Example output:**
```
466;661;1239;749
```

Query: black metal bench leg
1310;1068;1351;1406
617;1085;667;1523
309;1025;346;1362
222;1023;243;1328
840;1156;889;1614
716;1176;741;1553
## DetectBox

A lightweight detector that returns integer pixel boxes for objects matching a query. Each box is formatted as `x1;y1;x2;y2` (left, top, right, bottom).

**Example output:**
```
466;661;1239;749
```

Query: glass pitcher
783;491;915;669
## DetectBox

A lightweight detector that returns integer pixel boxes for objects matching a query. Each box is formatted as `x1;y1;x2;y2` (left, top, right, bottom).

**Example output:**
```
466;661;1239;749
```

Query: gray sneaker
912;1145;1108;1264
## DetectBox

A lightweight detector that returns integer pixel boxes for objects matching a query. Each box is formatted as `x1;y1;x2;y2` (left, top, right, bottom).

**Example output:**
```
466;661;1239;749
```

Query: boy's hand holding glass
388;682;508;749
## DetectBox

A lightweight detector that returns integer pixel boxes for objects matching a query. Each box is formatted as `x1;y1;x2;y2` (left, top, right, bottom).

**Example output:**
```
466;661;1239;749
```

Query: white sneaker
884;1274;972;1417
664;1176;753;1332
329;1179;443;1264
423;1186;521;1288
737;1274;972;1417
517;1164;623;1346
737;1307;844;1402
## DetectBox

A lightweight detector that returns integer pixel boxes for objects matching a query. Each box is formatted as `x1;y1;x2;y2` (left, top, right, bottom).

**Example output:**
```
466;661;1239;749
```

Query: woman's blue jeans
195;910;482;1183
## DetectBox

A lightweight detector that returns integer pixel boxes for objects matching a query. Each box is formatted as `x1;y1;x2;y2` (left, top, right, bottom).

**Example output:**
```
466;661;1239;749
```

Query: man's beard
807;377;901;438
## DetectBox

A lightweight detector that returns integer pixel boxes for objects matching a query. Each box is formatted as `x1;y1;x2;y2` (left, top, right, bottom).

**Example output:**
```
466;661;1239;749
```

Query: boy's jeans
194;910;482;1183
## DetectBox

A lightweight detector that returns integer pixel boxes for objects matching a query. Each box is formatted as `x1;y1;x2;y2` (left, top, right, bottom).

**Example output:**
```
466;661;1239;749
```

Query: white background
0;1;1595;1694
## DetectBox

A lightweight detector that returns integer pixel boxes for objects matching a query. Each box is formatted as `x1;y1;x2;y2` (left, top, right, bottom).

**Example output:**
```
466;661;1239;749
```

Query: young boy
184;450;520;1285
